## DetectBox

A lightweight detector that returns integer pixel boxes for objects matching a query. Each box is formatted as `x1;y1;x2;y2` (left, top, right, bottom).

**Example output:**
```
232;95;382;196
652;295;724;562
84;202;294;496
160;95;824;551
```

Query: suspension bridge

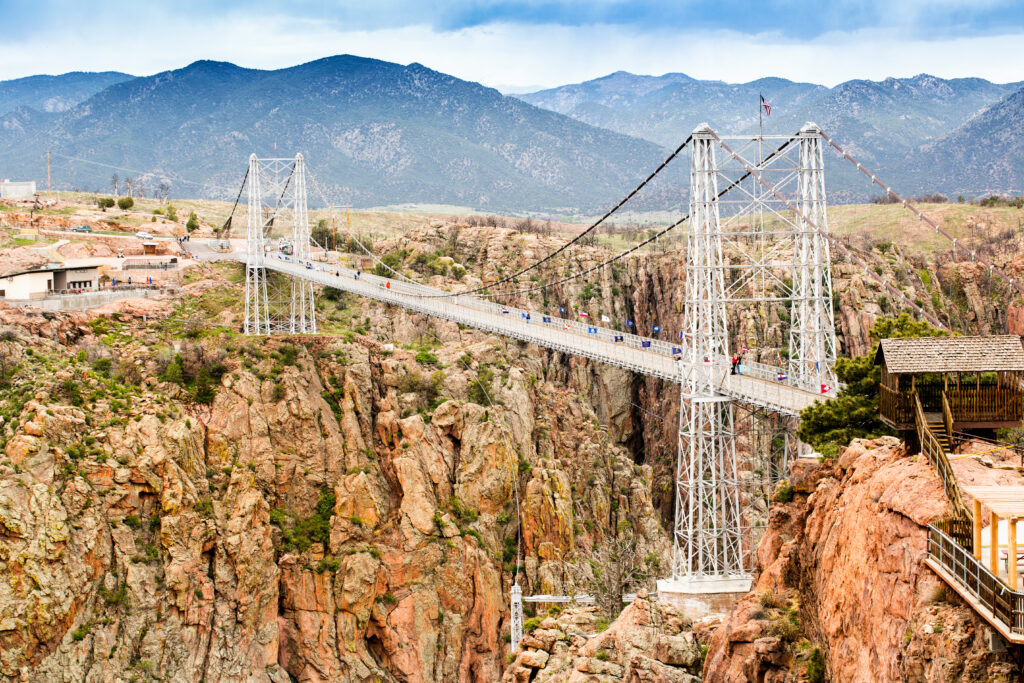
207;121;1023;650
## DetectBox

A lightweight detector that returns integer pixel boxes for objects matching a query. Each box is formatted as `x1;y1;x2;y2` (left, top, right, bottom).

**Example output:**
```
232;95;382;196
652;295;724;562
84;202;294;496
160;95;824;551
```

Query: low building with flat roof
0;181;37;200
0;263;103;300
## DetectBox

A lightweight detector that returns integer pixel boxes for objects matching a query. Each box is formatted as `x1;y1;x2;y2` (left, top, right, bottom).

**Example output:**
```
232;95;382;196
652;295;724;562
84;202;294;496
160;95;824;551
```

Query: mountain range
517;72;1024;200
0;57;666;212
1;57;1022;210
0;71;132;115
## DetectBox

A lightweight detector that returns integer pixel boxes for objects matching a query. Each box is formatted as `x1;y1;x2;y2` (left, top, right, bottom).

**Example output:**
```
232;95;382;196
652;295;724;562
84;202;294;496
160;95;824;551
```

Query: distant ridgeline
2;58;1022;210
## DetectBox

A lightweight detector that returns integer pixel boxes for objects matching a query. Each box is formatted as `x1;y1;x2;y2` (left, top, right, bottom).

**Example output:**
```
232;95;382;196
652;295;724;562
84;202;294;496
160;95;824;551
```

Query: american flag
760;94;771;117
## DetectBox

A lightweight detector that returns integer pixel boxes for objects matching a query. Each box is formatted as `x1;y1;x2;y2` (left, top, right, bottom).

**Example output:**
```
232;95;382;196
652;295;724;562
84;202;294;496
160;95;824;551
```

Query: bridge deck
240;254;828;416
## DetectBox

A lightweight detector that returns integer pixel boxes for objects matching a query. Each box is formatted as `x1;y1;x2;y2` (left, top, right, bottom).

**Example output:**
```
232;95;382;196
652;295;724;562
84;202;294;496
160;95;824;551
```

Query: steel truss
665;123;836;591
673;126;746;583
244;153;317;335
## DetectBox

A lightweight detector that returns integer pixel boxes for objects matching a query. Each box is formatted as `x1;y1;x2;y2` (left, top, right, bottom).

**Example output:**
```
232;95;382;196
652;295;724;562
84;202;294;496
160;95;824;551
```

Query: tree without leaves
568;525;657;622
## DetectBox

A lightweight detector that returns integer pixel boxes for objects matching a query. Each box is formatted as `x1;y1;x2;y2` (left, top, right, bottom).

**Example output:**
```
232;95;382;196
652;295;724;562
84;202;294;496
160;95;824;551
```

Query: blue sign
641;340;651;348
653;325;661;333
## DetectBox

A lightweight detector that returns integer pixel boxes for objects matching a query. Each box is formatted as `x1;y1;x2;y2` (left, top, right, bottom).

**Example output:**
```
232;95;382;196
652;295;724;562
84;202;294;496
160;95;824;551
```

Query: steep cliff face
704;438;1023;682
0;272;671;681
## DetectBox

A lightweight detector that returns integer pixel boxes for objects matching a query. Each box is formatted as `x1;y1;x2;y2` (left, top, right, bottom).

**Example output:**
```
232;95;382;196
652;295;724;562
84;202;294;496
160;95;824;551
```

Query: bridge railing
255;255;828;414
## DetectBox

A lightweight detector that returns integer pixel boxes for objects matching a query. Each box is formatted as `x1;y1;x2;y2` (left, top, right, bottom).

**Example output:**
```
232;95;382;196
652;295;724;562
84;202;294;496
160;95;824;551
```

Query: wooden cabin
875;335;1024;432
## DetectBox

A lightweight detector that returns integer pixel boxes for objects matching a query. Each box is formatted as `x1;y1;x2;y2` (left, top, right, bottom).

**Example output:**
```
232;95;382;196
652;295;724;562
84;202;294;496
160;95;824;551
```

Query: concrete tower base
657;576;753;620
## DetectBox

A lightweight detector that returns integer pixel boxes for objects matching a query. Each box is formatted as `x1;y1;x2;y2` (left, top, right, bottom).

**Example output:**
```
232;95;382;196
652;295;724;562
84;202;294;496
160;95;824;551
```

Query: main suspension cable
217;166;250;239
708;131;947;330
441;135;695;298
818;129;1024;298
421;134;799;300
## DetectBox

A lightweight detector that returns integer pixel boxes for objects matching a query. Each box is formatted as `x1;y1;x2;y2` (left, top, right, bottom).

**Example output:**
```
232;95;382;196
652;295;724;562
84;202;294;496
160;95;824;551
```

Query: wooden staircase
926;419;952;452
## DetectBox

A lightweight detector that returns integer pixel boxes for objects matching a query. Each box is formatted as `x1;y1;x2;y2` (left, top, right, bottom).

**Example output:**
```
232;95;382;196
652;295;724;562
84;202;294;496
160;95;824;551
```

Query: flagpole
758;93;765;299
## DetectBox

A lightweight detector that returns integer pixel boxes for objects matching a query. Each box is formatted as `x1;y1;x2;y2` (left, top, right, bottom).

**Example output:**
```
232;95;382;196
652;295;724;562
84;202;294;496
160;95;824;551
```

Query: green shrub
91;357;113;377
194;498;214;518
415;348;439;366
316;557;341;573
160;355;185;385
806;647;826;683
448;496;479;523
282;488;335;552
277;344;300;366
523;616;542;632
186;211;199;233
117;197;134;211
123;514;141;529
72;623;91;641
773;482;795;504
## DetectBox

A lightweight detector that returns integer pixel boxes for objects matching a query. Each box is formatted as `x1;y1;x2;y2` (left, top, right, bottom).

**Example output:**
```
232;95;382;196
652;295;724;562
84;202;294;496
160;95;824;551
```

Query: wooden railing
942;392;955;449
929;525;1024;635
915;392;973;548
882;384;1023;426
880;384;914;425
947;386;1024;423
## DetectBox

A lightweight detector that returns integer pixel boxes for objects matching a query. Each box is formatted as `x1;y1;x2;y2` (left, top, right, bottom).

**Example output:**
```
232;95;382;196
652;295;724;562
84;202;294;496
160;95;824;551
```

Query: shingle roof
875;335;1024;374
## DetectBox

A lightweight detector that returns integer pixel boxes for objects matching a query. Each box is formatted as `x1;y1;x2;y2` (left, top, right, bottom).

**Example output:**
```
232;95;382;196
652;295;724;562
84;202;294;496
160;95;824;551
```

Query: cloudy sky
2;0;1022;89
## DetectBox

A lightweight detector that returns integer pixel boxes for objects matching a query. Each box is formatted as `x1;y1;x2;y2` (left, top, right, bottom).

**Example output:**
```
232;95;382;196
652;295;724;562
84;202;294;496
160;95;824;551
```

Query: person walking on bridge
731;354;739;375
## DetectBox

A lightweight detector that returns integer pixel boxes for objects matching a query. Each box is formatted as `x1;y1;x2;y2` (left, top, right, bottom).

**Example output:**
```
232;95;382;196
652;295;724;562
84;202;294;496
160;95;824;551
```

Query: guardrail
928;524;1024;635
247;254;831;416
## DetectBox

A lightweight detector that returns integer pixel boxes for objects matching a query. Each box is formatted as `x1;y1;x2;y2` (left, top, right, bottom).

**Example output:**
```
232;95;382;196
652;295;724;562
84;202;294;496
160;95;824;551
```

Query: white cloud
1;18;1022;88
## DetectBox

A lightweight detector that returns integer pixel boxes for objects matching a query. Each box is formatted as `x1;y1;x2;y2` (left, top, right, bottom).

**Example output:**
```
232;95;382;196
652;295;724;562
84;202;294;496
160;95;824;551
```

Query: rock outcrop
705;438;1023;682
502;592;703;682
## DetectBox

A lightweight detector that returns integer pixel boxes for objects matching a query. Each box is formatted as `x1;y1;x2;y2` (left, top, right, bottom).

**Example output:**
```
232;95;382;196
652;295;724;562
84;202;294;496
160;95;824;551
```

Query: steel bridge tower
789;124;838;393
659;123;837;608
660;125;750;600
244;153;317;335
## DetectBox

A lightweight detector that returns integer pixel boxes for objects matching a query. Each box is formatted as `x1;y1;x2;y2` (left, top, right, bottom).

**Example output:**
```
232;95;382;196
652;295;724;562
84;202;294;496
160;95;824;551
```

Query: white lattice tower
666;125;748;590
289;154;316;333
243;153;317;335
244;154;270;334
510;583;523;652
788;123;837;393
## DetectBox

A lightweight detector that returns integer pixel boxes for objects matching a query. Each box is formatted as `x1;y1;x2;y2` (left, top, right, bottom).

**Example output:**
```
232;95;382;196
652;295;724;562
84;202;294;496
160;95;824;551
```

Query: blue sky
1;1;1022;88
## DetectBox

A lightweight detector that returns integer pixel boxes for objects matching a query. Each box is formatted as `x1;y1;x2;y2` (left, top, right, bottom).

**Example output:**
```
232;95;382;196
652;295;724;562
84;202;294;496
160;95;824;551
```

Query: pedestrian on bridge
731;355;739;375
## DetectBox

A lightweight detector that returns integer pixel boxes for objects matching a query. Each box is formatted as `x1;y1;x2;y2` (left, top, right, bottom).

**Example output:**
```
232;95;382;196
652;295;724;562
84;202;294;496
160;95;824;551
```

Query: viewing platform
876;335;1024;432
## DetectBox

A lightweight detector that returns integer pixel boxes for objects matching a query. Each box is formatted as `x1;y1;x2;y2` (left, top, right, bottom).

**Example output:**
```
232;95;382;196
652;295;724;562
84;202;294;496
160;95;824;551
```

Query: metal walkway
233;252;830;417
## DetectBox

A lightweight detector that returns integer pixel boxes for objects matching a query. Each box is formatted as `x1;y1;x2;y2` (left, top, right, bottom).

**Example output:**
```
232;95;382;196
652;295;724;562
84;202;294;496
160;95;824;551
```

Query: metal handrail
245;254;832;416
915;392;973;547
928;524;1024;634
